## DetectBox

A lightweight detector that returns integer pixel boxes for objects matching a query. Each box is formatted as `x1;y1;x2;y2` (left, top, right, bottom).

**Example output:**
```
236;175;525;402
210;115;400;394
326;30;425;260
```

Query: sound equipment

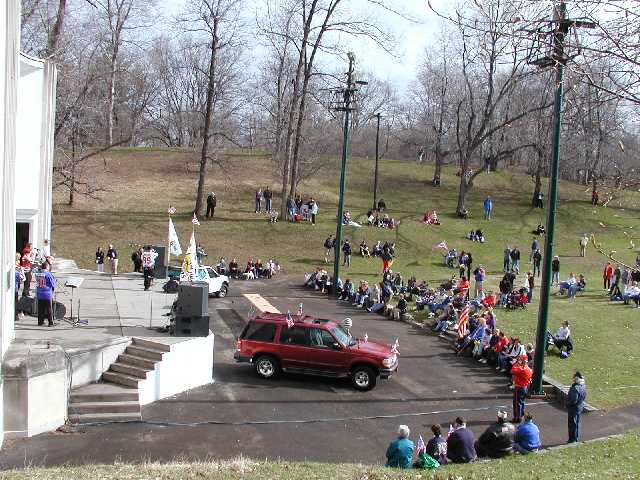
176;282;209;317
151;245;167;279
17;297;66;319
173;315;210;337
163;279;179;293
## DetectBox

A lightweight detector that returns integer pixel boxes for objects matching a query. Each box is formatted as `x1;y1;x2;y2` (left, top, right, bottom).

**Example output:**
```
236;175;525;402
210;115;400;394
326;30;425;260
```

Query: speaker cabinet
176;282;209;317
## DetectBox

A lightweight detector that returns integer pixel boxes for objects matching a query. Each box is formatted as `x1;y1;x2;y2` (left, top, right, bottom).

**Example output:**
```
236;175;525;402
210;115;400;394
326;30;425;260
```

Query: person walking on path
551;255;560;284
567;372;587;443
579;234;588;257
35;260;56;327
603;262;614;290
95;246;105;273
106;244;118;275
533;250;542;277
342;239;352;267
510;355;532;423
206;192;217;218
324;234;335;263
483;196;493;220
385;425;414;469
510;247;520;274
254;188;263;213
530;238;539;262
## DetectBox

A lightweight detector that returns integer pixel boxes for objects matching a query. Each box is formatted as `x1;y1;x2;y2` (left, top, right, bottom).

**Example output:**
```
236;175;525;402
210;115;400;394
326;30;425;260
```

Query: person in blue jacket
386;424;414;469
567;371;587;443
514;412;541;454
483;196;493;220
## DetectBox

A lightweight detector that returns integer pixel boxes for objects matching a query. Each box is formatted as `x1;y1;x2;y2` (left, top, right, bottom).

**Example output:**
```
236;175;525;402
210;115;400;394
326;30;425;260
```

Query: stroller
506;288;528;309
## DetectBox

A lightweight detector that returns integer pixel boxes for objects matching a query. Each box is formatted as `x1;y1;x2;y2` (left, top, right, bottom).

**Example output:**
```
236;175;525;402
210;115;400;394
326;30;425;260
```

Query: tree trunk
105;53;117;146
455;168;467;216
195;27;219;216
531;151;543;207
47;0;67;58
433;151;443;184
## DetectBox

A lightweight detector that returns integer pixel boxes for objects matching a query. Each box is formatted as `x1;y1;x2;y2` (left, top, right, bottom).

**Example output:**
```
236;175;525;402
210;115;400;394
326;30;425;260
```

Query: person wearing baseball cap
567;371;587;443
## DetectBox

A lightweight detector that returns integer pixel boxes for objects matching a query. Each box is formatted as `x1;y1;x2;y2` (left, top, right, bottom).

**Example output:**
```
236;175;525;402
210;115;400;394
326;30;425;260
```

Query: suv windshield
331;326;352;347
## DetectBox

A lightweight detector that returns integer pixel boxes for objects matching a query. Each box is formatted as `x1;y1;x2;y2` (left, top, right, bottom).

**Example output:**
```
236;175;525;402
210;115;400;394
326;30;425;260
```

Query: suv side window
309;328;336;348
279;326;309;346
242;322;277;342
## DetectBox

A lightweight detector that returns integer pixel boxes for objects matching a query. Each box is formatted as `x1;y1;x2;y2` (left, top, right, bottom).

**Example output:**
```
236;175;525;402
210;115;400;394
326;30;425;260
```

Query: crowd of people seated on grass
384;412;542;470
367;210;399;229
466;229;485;243
220;257;280;280
422;211;441;225
602;263;640;307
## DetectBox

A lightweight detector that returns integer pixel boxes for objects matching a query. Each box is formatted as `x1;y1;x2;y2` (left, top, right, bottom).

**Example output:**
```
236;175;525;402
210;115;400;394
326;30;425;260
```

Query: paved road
1;276;636;468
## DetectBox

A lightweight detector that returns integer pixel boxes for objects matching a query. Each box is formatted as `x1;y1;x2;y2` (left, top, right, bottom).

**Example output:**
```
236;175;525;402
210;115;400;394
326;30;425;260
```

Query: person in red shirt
603;262;614;290
511;355;533;423
456;276;470;297
20;243;34;297
481;292;497;308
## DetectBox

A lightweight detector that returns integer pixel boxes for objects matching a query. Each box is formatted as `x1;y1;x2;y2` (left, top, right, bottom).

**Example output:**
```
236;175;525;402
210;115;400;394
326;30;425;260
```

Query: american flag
457;305;470;338
448;424;455;437
416;434;426;454
391;338;400;354
286;310;295;329
432;241;448;251
192;213;200;225
167;205;176;215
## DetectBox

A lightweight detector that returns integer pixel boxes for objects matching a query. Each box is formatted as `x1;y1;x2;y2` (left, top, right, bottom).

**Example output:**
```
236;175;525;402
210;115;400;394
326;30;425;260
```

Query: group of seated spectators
605;265;640;307
385;412;542;470
304;268;333;293
357;240;396;258
498;272;530;309
367;210;398;229
466;229;486;243
422;211;441;225
557;273;586;298
336;269;409;320
220;257;280;280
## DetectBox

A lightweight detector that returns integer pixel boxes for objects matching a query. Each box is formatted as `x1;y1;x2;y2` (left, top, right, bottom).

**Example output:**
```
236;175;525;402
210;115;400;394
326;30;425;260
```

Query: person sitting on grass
474;411;515;459
454;276;470;297
513;412;541;454
622;281;640;305
568;274;586;298
340;278;355;301
546;320;573;356
433;304;457;333
456;317;486;355
255;259;264;277
228;258;239;279
533;224;546;236
367;283;385;313
425;424;447;465
446;417;476;464
359;240;371;257
390;293;409;320
444;249;458;268
423;210;441;225
385;425;414;469
372;241;383;257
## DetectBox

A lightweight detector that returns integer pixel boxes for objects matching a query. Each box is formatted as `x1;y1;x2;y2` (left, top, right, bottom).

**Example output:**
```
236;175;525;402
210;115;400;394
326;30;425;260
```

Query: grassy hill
2;430;640;479
52;147;640;408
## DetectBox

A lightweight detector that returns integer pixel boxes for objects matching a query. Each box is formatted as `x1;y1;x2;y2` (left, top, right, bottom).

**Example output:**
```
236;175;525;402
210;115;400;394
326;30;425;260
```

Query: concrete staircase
68;338;170;424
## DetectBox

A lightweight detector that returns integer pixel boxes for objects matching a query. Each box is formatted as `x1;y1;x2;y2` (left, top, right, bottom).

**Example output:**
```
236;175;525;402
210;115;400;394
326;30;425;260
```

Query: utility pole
372;113;381;211
332;53;365;295
531;1;595;395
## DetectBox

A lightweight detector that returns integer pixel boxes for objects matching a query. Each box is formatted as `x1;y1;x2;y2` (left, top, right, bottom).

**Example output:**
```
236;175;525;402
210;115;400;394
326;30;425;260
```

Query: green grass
51;148;640;408
2;431;640;479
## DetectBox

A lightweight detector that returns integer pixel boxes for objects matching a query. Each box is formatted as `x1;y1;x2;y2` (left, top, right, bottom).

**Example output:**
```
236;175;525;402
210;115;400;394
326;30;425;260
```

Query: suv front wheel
351;365;377;391
254;355;279;379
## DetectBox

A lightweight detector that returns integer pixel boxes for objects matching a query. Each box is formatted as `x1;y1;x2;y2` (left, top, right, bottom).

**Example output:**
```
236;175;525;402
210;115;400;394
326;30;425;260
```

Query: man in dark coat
567;371;587;443
206;192;217;218
474;411;515;458
447;417;476;463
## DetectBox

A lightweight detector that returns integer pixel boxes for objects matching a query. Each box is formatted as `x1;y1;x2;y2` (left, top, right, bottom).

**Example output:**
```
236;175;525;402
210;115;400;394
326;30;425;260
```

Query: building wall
1;0;21;449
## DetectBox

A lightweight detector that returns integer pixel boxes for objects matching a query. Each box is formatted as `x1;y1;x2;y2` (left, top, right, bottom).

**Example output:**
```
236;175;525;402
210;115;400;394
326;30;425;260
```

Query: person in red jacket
603;262;614;290
511;355;533;423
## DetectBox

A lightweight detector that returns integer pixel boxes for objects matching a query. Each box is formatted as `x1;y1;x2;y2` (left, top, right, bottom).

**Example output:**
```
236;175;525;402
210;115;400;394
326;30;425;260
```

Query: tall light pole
372;113;381;211
530;1;595;395
332;52;364;295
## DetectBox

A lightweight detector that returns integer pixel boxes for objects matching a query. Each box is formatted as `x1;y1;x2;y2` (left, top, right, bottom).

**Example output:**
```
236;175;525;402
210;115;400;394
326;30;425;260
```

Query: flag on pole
416;434;426;454
448;424;455;437
183;230;198;278
457;305;470;338
432;241;448;251
297;303;304;316
286;310;295;328
168;218;182;256
391;338;400;354
192;213;200;225
168;205;176;215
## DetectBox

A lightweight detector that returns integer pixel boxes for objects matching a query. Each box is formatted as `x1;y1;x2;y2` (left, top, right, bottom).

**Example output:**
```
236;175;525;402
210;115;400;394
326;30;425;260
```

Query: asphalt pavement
1;275;638;468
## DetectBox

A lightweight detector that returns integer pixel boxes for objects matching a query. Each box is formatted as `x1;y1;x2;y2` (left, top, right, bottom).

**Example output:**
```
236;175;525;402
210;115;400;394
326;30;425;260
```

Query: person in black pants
206;192;216;218
35;261;56;327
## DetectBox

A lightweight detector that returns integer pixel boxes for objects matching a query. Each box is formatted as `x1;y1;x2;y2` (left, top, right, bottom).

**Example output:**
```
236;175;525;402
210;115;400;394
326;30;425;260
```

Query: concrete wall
0;0;21;449
67;338;130;388
139;334;215;406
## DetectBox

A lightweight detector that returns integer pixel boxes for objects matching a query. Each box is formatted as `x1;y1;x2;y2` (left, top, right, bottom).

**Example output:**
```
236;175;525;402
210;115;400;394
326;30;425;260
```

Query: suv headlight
382;355;397;368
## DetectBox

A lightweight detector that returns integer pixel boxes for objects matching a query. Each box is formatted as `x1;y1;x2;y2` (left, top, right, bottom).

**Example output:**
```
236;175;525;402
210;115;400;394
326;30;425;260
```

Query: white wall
1;0;21;449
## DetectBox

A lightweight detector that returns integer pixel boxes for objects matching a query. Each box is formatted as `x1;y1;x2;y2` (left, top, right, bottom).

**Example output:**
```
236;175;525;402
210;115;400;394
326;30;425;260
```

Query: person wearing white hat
567;371;587;443
474;410;515;458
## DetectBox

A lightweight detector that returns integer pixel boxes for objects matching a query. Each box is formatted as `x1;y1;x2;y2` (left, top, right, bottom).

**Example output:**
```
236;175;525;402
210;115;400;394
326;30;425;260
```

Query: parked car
234;313;398;390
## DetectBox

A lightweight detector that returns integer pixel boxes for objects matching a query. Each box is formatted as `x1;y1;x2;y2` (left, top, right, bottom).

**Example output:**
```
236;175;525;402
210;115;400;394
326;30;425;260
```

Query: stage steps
68;338;170;424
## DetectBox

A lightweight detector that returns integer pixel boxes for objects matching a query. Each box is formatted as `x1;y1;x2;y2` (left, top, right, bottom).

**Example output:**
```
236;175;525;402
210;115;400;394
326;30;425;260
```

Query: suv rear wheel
217;284;228;298
254;355;279;379
351;365;377;391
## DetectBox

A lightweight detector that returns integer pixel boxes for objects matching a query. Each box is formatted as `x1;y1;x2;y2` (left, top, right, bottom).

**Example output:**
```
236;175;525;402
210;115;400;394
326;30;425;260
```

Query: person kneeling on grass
474;411;515;459
385;425;414;469
513;412;541;454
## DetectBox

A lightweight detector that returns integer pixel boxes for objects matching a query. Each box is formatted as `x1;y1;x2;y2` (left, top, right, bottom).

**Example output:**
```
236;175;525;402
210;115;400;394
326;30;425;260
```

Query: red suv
234;313;398;391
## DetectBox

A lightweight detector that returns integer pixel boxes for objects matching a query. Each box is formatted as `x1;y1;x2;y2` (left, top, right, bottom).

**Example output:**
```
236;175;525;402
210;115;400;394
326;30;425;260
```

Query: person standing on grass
309;198;318;225
465;252;473;281
510;355;532;423
473;264;485;298
264;187;273;213
206;191;216;218
106;244;118;275
95;246;105;273
551;256;560;284
530;237;539;262
483;195;493;220
324;234;335;263
579;233;589;257
567;372;587;443
254;188;263;213
35;260;56;327
342;239;352;267
510;247;520;274
603;262;614;290
526;271;535;303
503;246;511;272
